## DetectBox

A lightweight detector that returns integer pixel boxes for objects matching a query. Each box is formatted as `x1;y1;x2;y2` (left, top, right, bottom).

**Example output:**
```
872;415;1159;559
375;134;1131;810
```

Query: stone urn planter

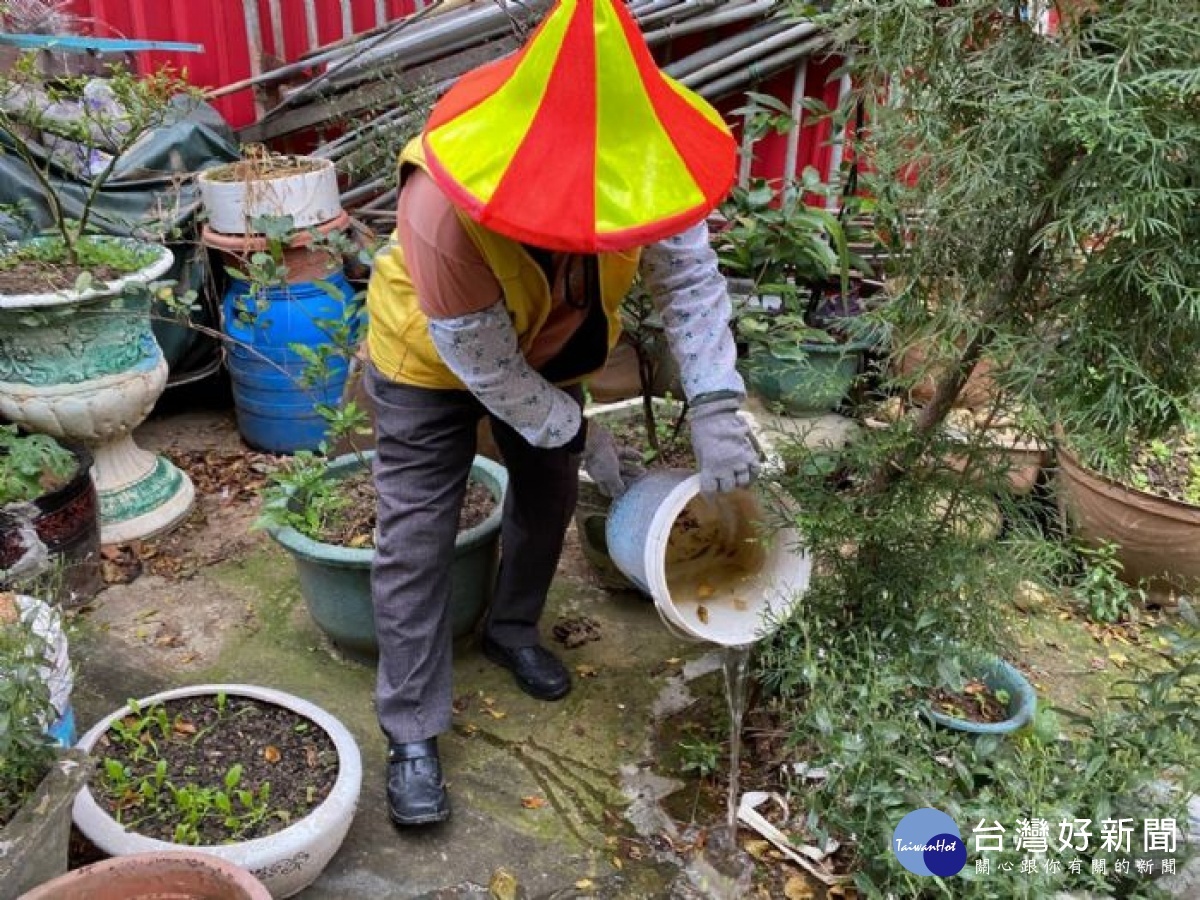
267;452;507;664
1057;444;1200;595
73;684;363;899
0;749;93;900
0;239;194;545
17;851;271;900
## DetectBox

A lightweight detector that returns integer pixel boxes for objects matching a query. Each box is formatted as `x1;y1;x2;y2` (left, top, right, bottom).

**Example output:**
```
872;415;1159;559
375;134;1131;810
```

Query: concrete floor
69;400;846;899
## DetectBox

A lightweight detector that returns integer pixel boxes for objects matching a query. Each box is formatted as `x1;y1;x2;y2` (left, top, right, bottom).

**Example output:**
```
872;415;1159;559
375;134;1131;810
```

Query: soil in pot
927;680;1010;724
310;471;497;549
0;238;159;294
90;694;338;845
204;155;324;183
1122;432;1199;505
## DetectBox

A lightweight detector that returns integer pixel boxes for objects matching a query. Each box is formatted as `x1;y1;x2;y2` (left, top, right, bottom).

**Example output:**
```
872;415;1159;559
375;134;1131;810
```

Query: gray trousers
365;363;581;745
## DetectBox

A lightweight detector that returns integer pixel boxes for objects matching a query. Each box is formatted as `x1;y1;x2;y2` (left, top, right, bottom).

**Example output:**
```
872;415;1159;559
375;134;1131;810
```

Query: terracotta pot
18;851;271;899
895;343;998;409
944;439;1050;496
201;212;352;285
1057;446;1200;593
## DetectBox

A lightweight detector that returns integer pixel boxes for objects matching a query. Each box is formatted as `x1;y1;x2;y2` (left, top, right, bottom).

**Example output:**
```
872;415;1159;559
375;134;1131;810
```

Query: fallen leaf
1109;652;1129;669
172;719;197;736
306;746;318;767
348;534;371;548
576;664;598;678
697;583;715;599
697;605;710;624
745;839;773;861
574;879;594;890
611;856;622;869
784;876;816;900
263;745;281;763
521;795;547;809
482;708;507;720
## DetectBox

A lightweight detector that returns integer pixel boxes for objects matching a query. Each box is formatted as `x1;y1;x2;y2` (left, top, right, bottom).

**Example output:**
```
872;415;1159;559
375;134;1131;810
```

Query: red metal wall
65;0;422;127
63;0;848;186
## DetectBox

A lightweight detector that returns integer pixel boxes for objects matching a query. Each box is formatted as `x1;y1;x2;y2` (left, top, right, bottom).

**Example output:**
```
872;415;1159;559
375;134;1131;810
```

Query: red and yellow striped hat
421;0;737;253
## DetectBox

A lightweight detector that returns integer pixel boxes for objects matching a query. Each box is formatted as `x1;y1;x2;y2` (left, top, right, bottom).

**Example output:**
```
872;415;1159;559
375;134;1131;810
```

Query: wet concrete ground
69;401;856;898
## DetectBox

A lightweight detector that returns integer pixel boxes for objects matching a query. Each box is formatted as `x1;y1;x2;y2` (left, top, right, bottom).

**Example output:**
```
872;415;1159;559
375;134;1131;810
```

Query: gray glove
689;396;761;494
581;423;645;499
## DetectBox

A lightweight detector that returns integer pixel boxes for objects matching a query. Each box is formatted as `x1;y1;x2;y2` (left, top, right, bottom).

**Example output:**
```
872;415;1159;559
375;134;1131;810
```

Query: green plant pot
743;341;868;415
923;657;1038;736
268;452;507;664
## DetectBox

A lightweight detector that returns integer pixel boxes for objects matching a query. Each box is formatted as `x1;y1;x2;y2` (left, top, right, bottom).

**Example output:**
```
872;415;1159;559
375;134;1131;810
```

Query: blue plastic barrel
222;272;360;453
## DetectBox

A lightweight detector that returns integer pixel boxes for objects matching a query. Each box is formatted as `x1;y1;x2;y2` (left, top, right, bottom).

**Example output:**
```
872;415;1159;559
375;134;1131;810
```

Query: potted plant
919;651;1038;736
197;148;343;236
0;55;195;545
204;215;366;454
0;591;92;898
72;683;363;899
1057;423;1200;598
714;169;878;417
262;449;507;664
20;851;271;900
0;425;101;605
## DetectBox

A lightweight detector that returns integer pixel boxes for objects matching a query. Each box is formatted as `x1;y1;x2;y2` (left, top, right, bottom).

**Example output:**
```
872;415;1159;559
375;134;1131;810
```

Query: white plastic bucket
198;157;342;234
605;472;811;646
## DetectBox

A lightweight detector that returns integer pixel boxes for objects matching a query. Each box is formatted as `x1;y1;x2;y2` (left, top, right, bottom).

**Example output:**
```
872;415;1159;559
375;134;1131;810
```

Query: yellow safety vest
366;139;642;389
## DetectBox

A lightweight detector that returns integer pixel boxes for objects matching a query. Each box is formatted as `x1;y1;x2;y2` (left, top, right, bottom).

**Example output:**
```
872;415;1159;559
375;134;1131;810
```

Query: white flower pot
198;157;342;234
73;684;363;899
0;239;194;544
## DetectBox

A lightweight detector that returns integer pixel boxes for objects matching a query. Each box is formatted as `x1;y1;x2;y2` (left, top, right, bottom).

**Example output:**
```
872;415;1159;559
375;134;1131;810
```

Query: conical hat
421;0;736;253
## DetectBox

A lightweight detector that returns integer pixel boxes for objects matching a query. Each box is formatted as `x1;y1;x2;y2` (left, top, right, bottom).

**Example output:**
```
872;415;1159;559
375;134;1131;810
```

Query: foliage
242;217;373;542
1074;542;1146;625
757;614;1200;899
0;54;194;267
0;424;75;506
742;0;1200;892
0;596;57;826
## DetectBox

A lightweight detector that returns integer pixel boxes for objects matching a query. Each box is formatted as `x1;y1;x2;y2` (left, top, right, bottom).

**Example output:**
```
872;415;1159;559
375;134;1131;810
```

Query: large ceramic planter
923;657;1038;736
18;851;272;900
0;443;101;606
742;340;871;416
0;749;93;900
1057;445;1200;594
268;452;507;664
0;240;194;545
73;684;363;899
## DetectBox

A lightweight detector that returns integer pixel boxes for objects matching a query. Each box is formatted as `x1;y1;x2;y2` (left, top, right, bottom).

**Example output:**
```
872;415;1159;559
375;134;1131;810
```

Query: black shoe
387;739;450;826
482;636;572;701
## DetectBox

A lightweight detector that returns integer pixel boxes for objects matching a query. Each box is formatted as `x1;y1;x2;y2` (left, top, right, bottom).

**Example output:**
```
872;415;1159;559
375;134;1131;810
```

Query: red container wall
64;0;421;127
62;1;848;186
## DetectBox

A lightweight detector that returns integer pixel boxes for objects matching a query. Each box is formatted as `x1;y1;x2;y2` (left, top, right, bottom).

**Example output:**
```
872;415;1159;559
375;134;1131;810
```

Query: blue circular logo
892;808;966;877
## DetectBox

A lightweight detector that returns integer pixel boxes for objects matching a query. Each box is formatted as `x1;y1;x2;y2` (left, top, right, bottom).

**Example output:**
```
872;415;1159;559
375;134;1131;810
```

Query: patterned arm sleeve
638;221;746;402
428;302;583;449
